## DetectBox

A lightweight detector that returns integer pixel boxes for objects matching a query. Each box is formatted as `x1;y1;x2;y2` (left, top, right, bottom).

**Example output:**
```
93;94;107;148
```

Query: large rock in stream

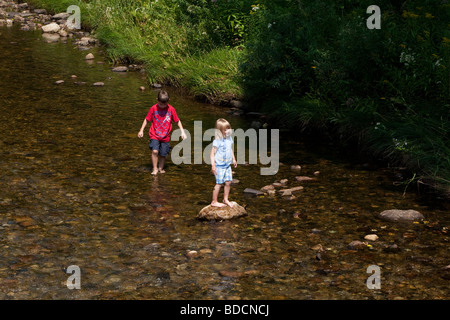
379;209;424;222
197;202;247;220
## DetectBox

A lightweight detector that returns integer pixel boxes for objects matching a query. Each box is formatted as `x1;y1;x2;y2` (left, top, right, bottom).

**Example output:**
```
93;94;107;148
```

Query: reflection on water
0;25;448;299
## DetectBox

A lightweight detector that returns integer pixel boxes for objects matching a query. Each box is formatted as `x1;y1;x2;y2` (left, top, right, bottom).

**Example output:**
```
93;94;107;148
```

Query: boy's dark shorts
149;139;171;157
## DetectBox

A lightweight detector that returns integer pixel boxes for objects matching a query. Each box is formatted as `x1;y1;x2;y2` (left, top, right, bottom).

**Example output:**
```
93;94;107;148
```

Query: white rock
41;22;60;33
364;234;379;241
85;53;95;60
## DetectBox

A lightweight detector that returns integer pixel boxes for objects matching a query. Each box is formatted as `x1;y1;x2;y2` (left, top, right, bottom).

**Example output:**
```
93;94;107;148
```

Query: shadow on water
0;25;448;299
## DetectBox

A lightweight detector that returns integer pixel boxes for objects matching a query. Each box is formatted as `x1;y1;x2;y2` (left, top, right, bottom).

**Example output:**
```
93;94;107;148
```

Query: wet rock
53;12;70;20
260;184;275;192
290;165;301;171
311;244;324;252
219;270;245;278
58;29;68;37
34;9;47;15
197;202;247;220
243;188;264;196
267;189;276;196
280;179;288;185
310;228;323;234
348;240;367;250
93;82;104;87
295;176;316;182
41;22;60;33
279;186;304;196
186;250;198;259
314;171;320;176
364;234;379;241
278;209;287;215
41;32;60;42
85;53;95;60
153;83;162;88
54;80;64;85
379;209;424;222
71;75;77;79
231;179;239;185
112;66;128;72
139;86;146;91
14;216;36;228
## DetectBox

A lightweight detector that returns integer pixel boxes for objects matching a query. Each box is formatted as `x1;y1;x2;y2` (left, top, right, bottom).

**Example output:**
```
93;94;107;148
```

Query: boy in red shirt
138;90;187;175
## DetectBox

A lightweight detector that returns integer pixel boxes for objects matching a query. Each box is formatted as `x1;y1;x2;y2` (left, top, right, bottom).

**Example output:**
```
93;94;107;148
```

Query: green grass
26;0;243;102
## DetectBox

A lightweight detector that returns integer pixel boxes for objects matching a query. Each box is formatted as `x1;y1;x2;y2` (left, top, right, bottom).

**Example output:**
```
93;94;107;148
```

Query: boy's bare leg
223;181;234;207
158;156;166;173
211;184;225;207
151;150;159;175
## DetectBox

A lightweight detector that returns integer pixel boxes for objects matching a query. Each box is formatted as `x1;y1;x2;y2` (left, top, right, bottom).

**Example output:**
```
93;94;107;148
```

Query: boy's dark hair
157;90;170;103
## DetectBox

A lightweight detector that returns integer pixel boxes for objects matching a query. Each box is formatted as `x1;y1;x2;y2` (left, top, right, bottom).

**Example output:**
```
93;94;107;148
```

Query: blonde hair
215;118;231;140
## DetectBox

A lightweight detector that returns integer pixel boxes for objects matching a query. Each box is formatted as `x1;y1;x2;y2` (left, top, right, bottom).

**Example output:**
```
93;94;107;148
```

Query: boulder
41;22;60;33
379;209;424;222
197;202;247;220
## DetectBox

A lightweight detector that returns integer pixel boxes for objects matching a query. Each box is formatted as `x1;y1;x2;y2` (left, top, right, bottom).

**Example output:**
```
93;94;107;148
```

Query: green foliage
240;0;450;187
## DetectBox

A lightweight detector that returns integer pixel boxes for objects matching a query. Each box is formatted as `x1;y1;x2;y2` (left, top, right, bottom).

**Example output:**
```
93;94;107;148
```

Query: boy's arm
177;120;187;140
210;147;217;175
138;119;148;138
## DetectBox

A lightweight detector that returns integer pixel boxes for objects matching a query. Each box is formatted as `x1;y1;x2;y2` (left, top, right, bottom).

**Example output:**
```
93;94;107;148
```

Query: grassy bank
24;0;449;194
26;0;245;103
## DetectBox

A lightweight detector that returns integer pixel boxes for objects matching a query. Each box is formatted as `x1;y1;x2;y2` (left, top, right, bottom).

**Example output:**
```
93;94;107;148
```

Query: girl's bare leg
211;184;225;207
223;181;234;207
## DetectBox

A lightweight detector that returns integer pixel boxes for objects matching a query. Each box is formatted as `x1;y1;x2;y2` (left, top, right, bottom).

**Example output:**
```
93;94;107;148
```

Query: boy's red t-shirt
145;104;180;142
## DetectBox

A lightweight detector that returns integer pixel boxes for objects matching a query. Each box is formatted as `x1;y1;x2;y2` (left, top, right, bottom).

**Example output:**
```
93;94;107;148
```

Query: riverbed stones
290;165;301;171
85;53;95;60
41;22;60;33
379;209;424;222
54;80;64;85
93;82;104;87
197;202;247;220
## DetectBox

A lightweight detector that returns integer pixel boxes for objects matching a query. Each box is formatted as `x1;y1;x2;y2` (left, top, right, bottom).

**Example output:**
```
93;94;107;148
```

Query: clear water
0;25;448;299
